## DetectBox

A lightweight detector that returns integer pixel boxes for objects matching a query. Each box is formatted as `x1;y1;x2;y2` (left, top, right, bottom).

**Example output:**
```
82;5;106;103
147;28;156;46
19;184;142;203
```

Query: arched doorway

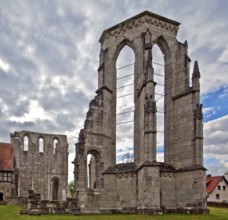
86;150;101;190
51;177;59;200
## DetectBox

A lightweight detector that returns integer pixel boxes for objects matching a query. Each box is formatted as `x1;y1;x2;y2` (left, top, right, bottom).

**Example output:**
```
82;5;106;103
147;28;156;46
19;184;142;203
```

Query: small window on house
218;185;221;190
23;135;29;151
223;186;226;191
53;138;58;154
216;194;220;199
39;137;44;153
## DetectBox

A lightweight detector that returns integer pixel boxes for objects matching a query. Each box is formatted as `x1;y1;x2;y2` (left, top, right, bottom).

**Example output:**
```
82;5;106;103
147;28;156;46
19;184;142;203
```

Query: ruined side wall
11;131;68;201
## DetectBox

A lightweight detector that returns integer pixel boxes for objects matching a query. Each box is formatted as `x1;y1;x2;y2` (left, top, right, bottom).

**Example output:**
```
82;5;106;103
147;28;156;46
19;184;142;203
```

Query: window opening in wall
86;151;101;190
53;138;58;154
223;186;226;191
153;44;165;162
23;135;29;151
116;45;135;164
216;194;220;199
218;185;221;190
0;172;12;182
39;137;44;153
0;192;3;201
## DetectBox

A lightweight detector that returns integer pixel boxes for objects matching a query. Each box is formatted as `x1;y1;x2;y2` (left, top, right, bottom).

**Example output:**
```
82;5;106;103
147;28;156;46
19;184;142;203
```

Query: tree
122;148;134;163
68;180;75;198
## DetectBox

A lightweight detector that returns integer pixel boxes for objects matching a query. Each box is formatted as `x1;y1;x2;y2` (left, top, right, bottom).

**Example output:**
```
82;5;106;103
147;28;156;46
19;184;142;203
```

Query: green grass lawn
0;206;227;220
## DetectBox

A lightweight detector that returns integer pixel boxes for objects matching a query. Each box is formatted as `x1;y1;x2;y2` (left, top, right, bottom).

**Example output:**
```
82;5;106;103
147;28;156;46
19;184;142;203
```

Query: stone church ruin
10;131;68;201
74;11;208;214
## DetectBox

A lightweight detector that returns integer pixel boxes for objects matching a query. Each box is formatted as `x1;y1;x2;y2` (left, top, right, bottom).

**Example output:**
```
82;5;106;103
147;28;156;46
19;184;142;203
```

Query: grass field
0;206;227;220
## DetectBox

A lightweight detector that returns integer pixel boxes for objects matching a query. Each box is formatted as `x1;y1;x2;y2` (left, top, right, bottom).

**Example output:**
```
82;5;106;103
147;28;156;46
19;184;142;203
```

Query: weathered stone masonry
74;11;208;214
11;130;68;201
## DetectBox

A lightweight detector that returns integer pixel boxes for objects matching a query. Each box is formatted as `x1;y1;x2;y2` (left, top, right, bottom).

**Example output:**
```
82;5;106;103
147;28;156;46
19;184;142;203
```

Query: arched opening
38;137;44;153
86;150;101;190
51;177;59;200
116;45;135;163
53;138;58;154
152;44;165;162
23;135;29;151
0;192;3;201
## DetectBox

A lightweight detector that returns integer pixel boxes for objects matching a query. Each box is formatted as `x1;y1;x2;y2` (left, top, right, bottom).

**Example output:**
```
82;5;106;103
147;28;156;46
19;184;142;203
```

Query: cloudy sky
0;0;227;181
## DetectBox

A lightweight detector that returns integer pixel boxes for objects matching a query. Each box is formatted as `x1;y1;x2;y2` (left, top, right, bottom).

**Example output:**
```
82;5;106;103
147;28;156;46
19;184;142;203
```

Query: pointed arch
115;45;135;163
152;44;165;162
113;39;136;62
153;35;171;59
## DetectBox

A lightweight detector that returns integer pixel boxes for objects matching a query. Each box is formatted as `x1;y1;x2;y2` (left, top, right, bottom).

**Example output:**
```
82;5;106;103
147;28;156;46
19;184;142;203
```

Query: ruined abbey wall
11;131;68;201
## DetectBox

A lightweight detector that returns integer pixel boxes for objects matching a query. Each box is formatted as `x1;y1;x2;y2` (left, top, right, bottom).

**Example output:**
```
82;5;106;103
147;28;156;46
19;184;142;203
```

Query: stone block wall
160;172;176;209
137;165;161;210
11;130;68;201
5;196;28;207
0;182;12;199
115;172;137;209
175;169;207;208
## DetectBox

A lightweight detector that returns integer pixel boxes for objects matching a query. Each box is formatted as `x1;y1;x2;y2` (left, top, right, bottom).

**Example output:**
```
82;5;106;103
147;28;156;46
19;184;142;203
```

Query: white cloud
0;58;10;72
204;115;228;174
9;100;51;123
203;107;216;119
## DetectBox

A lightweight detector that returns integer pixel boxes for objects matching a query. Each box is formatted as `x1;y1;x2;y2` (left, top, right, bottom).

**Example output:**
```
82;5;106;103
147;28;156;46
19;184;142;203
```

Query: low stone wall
5;196;28;207
208;201;228;208
20;190;78;215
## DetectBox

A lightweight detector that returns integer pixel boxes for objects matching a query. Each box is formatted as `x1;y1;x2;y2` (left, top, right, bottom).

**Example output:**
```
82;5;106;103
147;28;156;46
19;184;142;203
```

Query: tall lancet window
153;44;165;162
116;45;135;163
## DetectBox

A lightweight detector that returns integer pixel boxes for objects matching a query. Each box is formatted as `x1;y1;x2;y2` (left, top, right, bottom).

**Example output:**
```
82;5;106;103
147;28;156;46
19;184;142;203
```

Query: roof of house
206;175;228;193
0;142;14;171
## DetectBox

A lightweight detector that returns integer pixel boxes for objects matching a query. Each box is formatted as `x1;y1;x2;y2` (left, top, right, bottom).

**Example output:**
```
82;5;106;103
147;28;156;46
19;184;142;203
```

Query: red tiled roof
206;175;223;194
0;142;14;171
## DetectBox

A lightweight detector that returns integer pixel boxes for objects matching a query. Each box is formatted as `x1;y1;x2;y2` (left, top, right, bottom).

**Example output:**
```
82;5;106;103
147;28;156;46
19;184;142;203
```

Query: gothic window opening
86;150;101;190
23;135;29;151
39;137;44;153
116;45;135;164
152;44;165;162
53;138;58;154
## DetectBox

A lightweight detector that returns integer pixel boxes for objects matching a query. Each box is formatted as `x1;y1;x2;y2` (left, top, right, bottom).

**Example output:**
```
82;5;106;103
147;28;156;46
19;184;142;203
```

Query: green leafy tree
68;180;75;198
